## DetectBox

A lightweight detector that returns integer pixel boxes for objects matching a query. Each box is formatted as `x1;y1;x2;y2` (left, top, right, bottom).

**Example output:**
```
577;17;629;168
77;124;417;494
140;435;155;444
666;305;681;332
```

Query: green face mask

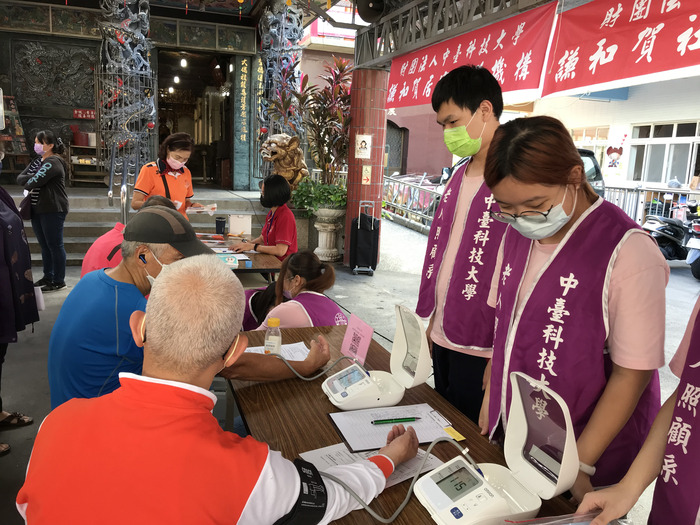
443;113;485;158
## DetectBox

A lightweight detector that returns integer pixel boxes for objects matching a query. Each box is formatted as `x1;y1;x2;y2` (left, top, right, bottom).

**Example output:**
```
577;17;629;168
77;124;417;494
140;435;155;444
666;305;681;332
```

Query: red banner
543;0;700;96
386;2;557;108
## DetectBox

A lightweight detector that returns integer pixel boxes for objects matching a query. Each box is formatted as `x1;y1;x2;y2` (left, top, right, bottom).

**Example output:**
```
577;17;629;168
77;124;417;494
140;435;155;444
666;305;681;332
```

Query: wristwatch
254;243;259;252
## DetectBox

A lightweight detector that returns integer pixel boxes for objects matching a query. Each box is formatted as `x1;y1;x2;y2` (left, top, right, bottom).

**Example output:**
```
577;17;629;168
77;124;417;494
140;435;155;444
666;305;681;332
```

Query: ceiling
157;50;230;95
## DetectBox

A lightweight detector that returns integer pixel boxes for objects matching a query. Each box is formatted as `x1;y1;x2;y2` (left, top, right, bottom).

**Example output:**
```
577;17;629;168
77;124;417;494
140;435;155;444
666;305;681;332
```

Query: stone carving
260;134;309;189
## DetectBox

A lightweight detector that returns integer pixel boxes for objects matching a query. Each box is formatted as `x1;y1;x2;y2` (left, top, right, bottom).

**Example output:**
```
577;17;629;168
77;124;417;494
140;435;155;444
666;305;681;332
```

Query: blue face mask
510;187;578;241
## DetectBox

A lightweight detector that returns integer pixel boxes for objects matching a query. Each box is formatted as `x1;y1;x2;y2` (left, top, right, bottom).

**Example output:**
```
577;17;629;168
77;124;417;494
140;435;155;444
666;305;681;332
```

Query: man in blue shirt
48;206;212;409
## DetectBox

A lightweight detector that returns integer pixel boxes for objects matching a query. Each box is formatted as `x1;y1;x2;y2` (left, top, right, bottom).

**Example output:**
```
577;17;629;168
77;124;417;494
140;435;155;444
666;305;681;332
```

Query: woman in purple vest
481;116;668;503
577;297;700;525
256;251;348;329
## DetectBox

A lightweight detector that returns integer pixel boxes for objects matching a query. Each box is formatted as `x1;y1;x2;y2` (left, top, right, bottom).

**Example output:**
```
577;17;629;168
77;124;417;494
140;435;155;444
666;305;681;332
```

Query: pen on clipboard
370;417;421;425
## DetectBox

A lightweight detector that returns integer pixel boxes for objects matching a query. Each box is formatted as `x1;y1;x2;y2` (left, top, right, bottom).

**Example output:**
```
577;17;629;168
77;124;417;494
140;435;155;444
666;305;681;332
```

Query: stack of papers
300;443;442;488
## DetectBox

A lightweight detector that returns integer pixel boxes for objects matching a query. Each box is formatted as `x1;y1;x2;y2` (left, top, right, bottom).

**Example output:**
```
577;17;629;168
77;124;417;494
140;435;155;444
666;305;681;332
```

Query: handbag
18;194;32;221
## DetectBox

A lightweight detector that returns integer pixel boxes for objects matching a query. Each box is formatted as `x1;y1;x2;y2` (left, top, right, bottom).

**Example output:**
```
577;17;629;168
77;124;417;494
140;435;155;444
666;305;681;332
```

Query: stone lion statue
260;134;309;189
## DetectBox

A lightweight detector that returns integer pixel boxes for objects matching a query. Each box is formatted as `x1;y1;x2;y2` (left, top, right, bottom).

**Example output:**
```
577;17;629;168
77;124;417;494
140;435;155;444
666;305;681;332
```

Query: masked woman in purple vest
256;251;348;329
577;296;700;525
481;116;668;503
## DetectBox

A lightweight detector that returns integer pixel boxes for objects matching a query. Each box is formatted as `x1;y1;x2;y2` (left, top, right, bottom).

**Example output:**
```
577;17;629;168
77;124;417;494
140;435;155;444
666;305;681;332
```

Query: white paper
245;342;310;361
300;443;443;488
329;403;452;452
186;203;217;216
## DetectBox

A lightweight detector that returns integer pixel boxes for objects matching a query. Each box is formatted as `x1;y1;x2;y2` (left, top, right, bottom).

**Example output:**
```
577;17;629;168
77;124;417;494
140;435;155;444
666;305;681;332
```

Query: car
578;148;606;198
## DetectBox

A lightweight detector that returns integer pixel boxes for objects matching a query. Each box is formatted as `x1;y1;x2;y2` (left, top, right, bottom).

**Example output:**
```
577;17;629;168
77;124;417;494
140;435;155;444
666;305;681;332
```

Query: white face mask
144;252;170;286
510;187;578;241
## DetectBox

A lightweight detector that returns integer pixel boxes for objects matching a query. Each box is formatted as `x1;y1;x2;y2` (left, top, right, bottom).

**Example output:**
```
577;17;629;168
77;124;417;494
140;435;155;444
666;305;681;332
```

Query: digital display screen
331;366;365;393
435;467;480;502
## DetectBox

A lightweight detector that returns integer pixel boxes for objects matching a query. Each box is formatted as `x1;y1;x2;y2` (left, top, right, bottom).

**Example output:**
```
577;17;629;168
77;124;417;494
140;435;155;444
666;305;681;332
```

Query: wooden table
230;326;576;524
231;252;282;274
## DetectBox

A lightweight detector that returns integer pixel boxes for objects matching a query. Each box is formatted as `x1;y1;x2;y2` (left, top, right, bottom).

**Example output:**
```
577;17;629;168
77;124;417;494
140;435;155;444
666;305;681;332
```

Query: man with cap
48;206;330;409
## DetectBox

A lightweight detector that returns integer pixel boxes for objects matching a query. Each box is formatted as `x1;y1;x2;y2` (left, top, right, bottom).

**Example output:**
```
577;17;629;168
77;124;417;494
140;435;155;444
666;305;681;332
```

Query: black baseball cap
123;205;213;258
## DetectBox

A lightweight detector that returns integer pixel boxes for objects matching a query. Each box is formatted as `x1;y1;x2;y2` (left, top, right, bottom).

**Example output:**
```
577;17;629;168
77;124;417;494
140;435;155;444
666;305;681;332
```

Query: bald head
144;254;245;375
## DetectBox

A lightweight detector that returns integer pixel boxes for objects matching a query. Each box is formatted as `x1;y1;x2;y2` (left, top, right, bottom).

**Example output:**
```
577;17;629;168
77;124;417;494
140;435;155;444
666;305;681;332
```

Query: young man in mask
416;66;506;425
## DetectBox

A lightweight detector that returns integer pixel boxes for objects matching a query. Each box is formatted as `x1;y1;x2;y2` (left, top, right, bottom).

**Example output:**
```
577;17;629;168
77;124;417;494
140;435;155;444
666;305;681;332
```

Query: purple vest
242;287;266;331
491;200;660;486
649;311;700;524
416;159;507;350
291;292;348;327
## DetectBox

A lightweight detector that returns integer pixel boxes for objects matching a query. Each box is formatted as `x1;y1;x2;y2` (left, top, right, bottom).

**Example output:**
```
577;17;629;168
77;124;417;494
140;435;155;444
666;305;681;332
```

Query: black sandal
0;443;10;457
0;412;34;430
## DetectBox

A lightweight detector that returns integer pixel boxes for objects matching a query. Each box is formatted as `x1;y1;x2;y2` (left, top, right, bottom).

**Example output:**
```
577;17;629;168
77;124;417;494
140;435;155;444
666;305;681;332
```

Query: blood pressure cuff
273;458;327;525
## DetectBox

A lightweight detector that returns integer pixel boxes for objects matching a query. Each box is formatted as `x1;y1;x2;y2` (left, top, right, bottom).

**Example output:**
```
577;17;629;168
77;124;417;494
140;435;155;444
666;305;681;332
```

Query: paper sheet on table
300;443;442;488
245;342;310;361
329;403;452;452
186;203;217;215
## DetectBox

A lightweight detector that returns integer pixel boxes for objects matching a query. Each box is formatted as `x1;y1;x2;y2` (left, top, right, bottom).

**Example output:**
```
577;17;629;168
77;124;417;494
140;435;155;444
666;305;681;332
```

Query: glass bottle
264;317;282;354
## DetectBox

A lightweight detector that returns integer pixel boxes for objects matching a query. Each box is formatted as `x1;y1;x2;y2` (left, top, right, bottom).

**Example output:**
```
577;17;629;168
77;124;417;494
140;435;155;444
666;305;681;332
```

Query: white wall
533;77;700;184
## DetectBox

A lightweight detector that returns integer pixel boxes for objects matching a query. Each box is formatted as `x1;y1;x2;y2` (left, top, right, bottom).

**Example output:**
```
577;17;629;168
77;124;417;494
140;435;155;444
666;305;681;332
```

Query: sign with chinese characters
386;2;557;108
73;109;96;120
543;0;700;96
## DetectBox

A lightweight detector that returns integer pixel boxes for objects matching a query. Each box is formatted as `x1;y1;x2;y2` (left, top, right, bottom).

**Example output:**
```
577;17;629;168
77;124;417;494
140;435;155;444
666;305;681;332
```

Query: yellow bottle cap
268;317;280;328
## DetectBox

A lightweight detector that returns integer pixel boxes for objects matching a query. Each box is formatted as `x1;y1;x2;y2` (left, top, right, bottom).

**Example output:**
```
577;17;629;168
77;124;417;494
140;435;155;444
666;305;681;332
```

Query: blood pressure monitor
321;305;432;410
414;372;581;525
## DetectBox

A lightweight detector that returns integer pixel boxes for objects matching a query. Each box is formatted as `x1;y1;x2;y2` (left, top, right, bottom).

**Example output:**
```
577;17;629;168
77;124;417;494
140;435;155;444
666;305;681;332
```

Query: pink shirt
488;219;669;370
430;175;490;358
80;223;125;278
256;292;325;330
670;296;700;376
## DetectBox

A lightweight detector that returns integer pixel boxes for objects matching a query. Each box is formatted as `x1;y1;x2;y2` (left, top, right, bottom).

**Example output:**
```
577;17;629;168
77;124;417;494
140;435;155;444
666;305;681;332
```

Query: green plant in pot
291;177;347;217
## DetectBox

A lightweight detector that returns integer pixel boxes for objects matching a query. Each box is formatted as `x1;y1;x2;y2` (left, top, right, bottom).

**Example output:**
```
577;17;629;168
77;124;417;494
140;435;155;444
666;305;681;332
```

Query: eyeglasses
490;205;554;224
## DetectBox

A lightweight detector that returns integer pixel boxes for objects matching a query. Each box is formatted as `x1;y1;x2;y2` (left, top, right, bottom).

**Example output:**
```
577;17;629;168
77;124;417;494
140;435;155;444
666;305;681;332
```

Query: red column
343;68;389;266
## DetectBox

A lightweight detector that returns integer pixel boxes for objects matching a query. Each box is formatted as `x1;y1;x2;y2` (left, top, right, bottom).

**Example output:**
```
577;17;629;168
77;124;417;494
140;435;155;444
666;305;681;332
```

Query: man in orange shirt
17;255;419;524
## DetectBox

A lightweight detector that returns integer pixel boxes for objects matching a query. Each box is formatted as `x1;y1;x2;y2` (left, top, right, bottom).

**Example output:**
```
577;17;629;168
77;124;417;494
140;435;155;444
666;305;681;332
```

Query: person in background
241;282;288;331
482;115;668;502
577;297;700;525
131;132;202;218
0;183;40;457
232;174;297;261
16;130;69;292
256;251;347;330
415;65;507;425
17;255;419;524
80;195;177;278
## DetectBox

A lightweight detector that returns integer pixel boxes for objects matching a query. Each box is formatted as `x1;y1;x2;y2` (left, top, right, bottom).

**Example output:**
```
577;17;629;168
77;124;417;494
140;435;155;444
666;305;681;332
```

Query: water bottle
264;317;282;354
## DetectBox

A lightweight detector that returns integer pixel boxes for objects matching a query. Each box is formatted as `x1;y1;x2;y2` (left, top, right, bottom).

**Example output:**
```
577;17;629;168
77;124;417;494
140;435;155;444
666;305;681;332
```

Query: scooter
643;200;700;280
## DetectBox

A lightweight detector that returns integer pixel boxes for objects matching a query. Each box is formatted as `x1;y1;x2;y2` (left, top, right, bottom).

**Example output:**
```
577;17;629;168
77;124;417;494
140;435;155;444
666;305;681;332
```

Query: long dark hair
275;251;335;304
158;132;194;162
36;130;66;156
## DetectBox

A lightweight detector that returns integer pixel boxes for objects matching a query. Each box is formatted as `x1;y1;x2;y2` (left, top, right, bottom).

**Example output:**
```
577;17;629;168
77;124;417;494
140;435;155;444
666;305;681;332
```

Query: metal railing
382;174;441;225
604;184;700;224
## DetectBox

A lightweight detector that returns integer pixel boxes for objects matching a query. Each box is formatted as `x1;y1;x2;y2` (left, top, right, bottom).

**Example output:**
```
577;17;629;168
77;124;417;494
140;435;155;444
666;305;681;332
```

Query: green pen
370;417;421;425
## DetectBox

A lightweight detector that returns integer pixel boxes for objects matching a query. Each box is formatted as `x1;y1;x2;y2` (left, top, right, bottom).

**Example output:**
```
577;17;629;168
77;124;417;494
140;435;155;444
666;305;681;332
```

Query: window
628;122;700;185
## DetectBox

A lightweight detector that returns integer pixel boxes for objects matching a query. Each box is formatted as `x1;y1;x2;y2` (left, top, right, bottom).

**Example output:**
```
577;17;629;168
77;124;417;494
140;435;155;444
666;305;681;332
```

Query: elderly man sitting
48;206;327;409
18;255;419;524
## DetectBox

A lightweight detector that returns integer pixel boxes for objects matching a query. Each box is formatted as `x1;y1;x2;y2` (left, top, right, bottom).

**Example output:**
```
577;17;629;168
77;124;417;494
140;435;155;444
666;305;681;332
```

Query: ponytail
275;251;335;304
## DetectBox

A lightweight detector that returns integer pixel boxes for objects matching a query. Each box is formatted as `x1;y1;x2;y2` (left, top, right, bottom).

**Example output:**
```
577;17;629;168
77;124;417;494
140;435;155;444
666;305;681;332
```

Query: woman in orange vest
132;133;201;218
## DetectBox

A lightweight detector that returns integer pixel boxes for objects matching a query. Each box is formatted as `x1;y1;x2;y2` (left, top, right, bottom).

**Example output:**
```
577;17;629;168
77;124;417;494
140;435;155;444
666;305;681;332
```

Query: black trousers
432;342;488;424
0;343;7;413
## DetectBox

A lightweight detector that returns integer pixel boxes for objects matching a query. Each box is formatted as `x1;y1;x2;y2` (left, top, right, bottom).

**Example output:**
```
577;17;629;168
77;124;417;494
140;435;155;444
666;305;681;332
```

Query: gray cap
123;206;213;258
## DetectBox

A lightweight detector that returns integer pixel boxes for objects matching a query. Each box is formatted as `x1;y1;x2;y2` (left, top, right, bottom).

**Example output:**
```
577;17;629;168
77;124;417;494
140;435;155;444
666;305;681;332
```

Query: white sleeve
238;450;387;525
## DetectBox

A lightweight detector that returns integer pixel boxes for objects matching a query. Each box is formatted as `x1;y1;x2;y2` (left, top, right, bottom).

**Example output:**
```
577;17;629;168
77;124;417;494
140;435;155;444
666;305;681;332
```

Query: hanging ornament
238;0;244;20
185;0;188;14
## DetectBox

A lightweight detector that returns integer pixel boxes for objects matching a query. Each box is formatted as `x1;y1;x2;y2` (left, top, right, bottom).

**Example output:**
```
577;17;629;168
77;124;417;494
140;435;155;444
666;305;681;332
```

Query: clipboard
327;403;453;452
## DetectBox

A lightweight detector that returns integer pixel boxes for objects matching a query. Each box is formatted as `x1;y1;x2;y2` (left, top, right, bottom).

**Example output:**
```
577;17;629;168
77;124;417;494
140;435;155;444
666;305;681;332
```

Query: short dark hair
158;132;194;162
36;130;66;155
261;174;291;207
142;195;177;211
431;65;504;119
